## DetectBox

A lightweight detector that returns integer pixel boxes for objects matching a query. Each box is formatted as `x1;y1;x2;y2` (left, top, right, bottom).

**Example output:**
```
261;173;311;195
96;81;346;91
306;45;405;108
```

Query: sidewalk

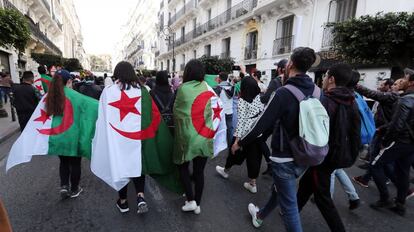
0;101;19;145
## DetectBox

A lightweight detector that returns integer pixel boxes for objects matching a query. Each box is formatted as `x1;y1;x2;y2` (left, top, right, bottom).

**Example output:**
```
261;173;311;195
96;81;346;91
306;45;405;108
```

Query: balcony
26;16;62;56
221;51;231;59
244;47;257;60
167;0;257;51
273;35;294;56
321;25;334;49
41;0;51;12
168;0;197;27
2;0;17;10
127;45;143;60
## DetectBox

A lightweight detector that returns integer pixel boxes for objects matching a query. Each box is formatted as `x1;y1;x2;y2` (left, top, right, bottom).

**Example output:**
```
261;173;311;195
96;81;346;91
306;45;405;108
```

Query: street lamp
162;26;175;72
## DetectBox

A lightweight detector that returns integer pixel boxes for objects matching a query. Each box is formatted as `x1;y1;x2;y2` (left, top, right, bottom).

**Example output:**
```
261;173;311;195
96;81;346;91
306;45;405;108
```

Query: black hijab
240;77;260;103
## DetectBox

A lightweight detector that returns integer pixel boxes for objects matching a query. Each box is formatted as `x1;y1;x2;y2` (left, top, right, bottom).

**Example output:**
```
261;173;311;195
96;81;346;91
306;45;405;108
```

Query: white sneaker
248;203;263;228
194;206;201;215
244;182;257;193
216;166;229;179
181;200;197;212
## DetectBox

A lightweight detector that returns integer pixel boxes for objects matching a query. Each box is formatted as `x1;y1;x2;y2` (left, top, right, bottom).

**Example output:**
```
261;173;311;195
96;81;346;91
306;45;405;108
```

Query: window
222;37;231;58
273;15;294;55
328;0;357;23
205;44;211;57
245;31;257;60
161;61;164;70
227;0;232;9
181;26;185;42
167;59;170;72
181;54;186;71
207;9;212;21
193;50;197;59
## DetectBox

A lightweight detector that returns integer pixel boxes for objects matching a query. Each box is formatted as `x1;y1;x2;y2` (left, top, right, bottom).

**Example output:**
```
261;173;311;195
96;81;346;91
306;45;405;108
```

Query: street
0;134;413;232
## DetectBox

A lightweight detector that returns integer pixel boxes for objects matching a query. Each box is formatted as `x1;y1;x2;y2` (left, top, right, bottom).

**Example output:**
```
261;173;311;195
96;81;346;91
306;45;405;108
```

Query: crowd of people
3;46;414;232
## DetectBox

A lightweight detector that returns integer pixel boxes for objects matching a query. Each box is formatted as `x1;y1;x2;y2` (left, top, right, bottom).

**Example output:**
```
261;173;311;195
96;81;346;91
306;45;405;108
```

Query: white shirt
104;77;114;87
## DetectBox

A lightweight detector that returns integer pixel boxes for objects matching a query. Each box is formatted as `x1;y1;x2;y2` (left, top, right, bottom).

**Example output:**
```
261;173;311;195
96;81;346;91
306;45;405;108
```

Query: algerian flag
34;74;52;94
173;80;227;164
204;74;218;88
6;88;98;171
91;85;182;192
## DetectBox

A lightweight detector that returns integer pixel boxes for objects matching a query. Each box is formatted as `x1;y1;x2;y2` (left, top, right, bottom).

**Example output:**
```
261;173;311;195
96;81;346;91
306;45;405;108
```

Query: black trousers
371;142;414;204
225;138;262;179
118;176;146;200
17;113;32;132
177;156;208;205
58;156;82;191
297;166;345;232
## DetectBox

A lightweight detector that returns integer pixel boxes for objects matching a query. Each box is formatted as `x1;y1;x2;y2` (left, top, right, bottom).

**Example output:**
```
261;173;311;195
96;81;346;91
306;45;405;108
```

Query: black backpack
153;94;174;128
324;103;361;168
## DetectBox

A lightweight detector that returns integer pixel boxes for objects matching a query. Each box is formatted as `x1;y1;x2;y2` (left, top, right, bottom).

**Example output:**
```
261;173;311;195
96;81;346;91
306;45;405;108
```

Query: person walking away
352;78;400;187
150;70;175;134
216;77;264;193
369;68;414;216
173;59;227;215
104;73;113;87
38;65;52;93
11;71;41;131
252;70;266;93
0;72;13;104
78;75;102;100
260;59;287;175
235;47;320;231
296;63;361;232
213;72;234;145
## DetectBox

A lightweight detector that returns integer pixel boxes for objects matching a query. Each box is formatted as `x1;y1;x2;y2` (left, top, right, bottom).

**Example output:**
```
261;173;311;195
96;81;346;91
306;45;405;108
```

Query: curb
0;126;19;145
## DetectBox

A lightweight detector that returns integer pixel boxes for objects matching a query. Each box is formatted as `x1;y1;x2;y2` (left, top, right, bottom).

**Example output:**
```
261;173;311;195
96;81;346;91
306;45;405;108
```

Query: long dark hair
183;59;205;83
46;74;68;116
240;77;260;103
156;70;169;86
113;61;138;90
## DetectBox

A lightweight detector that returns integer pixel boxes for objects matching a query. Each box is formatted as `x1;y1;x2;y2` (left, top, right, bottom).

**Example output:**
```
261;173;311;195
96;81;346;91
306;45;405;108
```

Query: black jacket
150;85;175;113
382;90;414;146
11;83;40;114
355;85;399;127
320;87;361;168
239;74;316;160
260;76;282;104
78;82;103;100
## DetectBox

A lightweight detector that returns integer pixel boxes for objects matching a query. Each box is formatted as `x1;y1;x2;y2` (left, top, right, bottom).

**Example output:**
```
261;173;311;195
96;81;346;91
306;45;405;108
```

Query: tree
332;12;414;68
63;58;83;72
197;55;235;74
31;53;64;67
0;8;30;52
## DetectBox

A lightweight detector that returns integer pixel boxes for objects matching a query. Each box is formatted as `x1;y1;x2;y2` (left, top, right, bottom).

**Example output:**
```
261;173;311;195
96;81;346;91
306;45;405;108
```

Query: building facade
155;0;414;88
0;0;87;82
118;0;159;70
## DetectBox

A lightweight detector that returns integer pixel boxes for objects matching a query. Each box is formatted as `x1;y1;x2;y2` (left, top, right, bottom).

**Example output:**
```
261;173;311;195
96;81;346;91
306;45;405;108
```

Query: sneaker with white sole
116;199;130;213
137;197;149;214
70;187;83;198
248;203;263;228
244;182;257;193
182;200;197;212
216;166;229;179
60;185;70;200
194;206;201;215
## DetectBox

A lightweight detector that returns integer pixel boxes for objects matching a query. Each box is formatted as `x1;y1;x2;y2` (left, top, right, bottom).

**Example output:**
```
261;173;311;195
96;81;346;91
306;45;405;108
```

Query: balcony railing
322;25;334;48
244;47;257;60
27;17;62;56
273;35;294;55
168;0;257;51
127;45;143;60
168;0;197;26
2;0;17;10
221;51;230;59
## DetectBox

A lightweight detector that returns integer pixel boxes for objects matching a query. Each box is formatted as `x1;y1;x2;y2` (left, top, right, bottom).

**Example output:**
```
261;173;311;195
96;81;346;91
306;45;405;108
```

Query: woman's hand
231;143;240;155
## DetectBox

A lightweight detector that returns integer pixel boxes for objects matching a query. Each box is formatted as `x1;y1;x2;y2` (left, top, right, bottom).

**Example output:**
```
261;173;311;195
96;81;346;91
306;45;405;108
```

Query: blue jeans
258;161;306;232
330;169;359;201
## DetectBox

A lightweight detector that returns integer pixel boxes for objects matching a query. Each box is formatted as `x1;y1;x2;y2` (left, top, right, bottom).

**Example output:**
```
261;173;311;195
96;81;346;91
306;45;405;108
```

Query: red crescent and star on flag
191;91;223;139
34;97;74;135
108;90;160;140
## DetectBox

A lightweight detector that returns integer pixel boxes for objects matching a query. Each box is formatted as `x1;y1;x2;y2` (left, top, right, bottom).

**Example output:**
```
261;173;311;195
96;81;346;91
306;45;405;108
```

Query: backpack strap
284;85;305;101
312;86;321;99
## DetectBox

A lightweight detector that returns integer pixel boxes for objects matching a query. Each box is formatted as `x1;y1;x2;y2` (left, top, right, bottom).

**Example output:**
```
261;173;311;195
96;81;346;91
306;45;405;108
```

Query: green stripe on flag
204;74;218;88
140;88;183;193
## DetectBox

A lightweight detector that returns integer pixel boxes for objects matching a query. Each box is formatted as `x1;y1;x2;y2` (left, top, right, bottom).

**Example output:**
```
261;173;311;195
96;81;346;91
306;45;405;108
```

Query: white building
155;0;414;89
0;0;87;82
118;0;159;70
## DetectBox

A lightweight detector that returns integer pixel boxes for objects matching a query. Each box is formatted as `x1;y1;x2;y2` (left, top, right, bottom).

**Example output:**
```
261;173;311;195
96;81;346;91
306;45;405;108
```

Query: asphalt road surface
0;134;413;232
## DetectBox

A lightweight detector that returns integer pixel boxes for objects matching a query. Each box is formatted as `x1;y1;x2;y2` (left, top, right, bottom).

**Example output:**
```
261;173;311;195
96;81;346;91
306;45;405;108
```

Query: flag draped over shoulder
91;85;182;193
173;81;227;165
6;88;98;171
